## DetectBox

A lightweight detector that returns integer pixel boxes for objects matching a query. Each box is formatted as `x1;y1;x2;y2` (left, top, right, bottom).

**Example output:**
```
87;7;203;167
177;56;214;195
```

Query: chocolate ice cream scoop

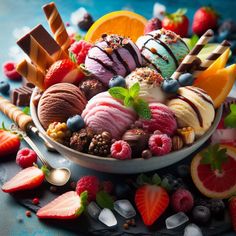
38;83;87;129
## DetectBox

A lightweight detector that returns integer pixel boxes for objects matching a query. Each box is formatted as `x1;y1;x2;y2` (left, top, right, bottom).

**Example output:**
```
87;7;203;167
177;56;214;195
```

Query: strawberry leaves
224;104;236;128
108;82;151;119
200;144;228;172
76;191;88;216
136;173;161;186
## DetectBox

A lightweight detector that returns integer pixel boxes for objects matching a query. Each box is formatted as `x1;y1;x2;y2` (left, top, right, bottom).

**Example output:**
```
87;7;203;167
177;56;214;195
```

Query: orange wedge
85;11;147;43
194;48;230;84
194;64;236;108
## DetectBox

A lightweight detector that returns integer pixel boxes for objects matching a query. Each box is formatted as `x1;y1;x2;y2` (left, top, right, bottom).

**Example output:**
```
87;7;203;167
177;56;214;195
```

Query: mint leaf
224;104;236;128
133;99;151;119
108;87;129;100
200;144;228;172
152;173;161;185
96;191;114;209
129;82;140;98
124;95;134;107
22;106;30;116
189;35;199;50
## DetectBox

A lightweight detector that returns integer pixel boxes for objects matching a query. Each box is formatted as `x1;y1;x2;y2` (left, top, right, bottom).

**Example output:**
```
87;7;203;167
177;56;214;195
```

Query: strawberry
135;174;169;226
0;130;21;158
44;59;84;89
229;196;236;232
162;8;189;37
37;191;87;219
1;166;44;193
192;7;219;36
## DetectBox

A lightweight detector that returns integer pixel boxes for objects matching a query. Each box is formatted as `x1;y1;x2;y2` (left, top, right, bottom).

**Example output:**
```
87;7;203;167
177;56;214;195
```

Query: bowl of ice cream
30;84;222;174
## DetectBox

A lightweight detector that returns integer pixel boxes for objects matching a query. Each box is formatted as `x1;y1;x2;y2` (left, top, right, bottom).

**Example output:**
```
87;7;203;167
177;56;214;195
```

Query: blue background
0;0;236;235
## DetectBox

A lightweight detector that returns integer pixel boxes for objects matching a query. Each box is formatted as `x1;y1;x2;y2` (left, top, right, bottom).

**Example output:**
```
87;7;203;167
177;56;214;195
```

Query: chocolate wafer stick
16;60;44;90
171;29;214;80
193;40;231;78
43;2;71;52
17;34;54;73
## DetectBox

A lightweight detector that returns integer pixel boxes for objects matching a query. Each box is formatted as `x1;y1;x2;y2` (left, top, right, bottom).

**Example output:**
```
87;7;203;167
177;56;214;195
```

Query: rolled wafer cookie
0;96;33;131
193;40;231;78
171;29;214;80
43;2;71;51
16;60;45;91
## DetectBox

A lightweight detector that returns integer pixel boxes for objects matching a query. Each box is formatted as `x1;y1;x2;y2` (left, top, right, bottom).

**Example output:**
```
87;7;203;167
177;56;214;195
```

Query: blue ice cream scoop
136;29;189;78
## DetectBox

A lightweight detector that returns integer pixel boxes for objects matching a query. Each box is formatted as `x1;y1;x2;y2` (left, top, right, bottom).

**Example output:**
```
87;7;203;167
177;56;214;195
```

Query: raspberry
144;18;162;34
102;180;114;194
149;134;172;156
32;198;39;205
69;40;92;65
16;148;37;168
2;61;22;80
76;176;100;201
171;188;194;213
110;140;132;160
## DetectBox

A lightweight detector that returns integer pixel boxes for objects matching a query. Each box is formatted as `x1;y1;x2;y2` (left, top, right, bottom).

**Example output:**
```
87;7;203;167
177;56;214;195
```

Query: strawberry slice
0;130;21;158
135;184;169;226
37;191;87;219
2;166;44;193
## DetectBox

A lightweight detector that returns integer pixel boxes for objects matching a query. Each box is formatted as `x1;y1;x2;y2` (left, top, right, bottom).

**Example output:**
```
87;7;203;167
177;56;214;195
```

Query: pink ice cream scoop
140;103;177;135
84;34;142;86
82;92;137;139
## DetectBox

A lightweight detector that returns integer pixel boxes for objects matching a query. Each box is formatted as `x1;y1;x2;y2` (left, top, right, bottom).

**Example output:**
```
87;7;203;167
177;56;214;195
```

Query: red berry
69;40;92;65
16;148;37;168
32;197;39;205
144;18;162;34
192;7;218;36
149;134;172;156
25;211;31;217
76;176;100;202
111;140;132;160
171;188;194;213
2;62;22;81
102;180;114;194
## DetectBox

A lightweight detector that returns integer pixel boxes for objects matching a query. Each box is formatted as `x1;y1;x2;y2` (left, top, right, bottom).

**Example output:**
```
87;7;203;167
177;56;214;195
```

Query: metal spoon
11;124;71;186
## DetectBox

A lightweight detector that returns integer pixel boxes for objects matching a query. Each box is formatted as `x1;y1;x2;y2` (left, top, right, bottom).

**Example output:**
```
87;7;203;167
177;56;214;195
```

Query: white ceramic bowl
30;88;223;174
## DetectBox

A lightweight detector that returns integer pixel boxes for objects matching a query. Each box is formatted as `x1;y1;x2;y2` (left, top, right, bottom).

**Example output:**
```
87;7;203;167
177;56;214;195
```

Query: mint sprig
96;191;114;209
108;82;151;119
224;104;236;128
200;144;228;172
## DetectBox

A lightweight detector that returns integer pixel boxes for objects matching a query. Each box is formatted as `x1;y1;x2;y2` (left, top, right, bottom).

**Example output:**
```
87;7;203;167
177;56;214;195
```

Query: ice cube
70;7;87;26
98;208;117;227
114;199;136;219
153;2;166;20
87;201;101;219
184;224;203;236
165;212;189;229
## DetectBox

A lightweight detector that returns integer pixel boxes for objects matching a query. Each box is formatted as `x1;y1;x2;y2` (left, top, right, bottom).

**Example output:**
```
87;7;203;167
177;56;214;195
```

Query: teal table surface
0;1;236;235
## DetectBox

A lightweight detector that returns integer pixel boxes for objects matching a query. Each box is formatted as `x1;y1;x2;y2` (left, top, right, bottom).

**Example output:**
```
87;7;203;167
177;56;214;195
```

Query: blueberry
192;205;211;225
67;115;85;132
109;75;126;88
0;81;10;94
161;174;185;192
178;73;194;86
161;78;180;94
209;199;225;219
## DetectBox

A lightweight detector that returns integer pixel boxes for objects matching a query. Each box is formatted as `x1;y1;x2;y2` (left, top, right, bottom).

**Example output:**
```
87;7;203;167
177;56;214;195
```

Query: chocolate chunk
11;85;34;106
122;128;150;158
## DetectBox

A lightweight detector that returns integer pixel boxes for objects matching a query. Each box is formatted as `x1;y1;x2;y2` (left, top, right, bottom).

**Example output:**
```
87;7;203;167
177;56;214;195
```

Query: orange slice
191;145;236;198
194;48;230;84
85;11;147;43
194;64;236;108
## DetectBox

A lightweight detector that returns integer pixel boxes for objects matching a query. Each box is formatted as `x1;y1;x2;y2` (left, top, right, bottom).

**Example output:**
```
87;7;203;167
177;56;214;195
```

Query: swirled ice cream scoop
85;34;142;86
125;67;166;103
136;29;189;78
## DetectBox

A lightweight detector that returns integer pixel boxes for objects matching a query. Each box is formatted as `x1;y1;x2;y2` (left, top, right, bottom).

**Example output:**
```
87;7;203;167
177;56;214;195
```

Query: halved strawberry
44;59;84;89
37;191;87;219
0;130;21;158
2;166;44;193
135;184;169;226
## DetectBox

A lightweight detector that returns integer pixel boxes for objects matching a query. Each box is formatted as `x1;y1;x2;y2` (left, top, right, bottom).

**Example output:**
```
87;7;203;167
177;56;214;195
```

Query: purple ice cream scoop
84;34;142;86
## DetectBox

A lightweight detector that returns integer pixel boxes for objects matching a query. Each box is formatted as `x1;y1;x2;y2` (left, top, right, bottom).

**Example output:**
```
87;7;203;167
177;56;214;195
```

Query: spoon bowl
46;167;71;186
